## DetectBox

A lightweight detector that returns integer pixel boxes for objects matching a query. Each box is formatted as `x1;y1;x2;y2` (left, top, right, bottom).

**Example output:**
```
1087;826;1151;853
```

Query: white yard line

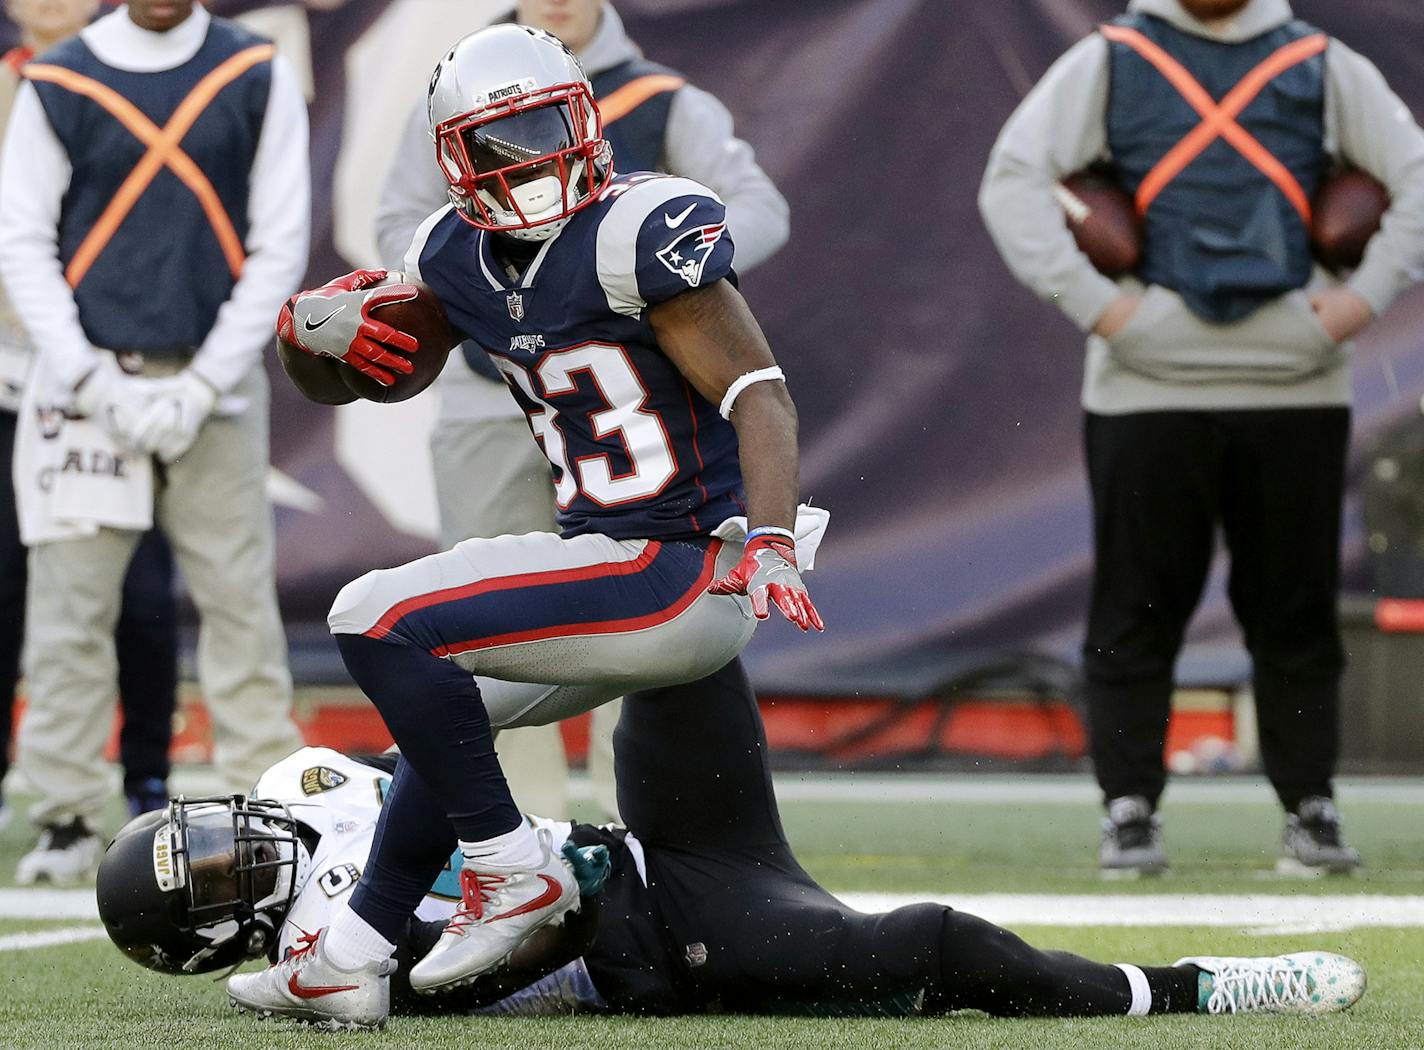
840;892;1424;933
0;926;107;951
749;775;1424;806
0;888;98;919
3;887;1422;939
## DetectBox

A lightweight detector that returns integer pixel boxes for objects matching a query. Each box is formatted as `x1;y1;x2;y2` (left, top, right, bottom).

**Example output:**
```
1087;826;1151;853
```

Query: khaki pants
429;414;622;821
18;366;302;826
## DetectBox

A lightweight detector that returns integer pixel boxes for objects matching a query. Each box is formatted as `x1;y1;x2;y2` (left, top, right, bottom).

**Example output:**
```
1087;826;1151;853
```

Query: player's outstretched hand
277;268;420;386
709;534;824;632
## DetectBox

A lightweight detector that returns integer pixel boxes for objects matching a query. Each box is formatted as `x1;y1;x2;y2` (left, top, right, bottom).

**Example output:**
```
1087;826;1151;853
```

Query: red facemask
433;80;611;233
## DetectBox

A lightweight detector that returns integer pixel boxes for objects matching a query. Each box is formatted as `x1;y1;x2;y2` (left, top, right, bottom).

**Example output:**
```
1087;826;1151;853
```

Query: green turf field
1;774;1421;1049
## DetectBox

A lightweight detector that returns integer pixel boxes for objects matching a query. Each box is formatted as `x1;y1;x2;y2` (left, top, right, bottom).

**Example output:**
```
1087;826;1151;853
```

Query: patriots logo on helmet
657;222;725;288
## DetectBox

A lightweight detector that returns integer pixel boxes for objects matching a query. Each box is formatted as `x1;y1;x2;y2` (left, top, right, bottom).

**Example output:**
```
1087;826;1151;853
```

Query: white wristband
718;366;785;420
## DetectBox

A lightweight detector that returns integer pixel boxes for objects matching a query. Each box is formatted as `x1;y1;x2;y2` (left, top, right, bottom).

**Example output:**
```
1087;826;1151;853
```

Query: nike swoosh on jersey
664;202;697;228
287;974;361;999
302;304;346;332
488;874;566;922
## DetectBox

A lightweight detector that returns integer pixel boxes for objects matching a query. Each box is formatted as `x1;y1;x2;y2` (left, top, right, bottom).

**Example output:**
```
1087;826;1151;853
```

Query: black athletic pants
1;410;179;792
612;659;1196;1016
1082;408;1349;812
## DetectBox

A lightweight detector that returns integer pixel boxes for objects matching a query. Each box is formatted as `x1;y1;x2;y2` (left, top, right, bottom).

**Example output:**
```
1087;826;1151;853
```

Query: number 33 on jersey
407;172;745;541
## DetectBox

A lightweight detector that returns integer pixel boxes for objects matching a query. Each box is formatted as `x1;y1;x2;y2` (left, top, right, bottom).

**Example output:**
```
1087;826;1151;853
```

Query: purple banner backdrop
5;1;1424;693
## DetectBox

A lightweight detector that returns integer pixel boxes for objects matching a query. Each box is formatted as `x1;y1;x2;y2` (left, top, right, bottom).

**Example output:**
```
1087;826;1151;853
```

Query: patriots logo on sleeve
656;220;726;288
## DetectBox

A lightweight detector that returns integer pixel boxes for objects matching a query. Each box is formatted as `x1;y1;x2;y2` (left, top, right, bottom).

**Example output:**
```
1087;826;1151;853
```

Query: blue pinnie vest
592;57;684;173
27;20;272;355
1104;14;1327;323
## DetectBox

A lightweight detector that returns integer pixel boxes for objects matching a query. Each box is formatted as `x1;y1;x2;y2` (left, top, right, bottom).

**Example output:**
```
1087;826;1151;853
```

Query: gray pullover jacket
979;0;1424;414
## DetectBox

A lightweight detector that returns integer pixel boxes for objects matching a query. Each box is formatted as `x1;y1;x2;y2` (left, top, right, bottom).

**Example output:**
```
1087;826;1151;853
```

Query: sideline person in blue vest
0;0;310;882
980;0;1424;875
0;0;181;847
373;0;789;824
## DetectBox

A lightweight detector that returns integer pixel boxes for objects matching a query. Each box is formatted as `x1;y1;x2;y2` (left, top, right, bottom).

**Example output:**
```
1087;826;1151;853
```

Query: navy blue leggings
337;633;521;941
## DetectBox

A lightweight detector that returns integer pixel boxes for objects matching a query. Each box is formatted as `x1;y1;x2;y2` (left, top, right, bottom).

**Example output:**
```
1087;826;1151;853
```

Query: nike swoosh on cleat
488;874;566;922
302;304;346;332
664;203;697;228
288;974;360;999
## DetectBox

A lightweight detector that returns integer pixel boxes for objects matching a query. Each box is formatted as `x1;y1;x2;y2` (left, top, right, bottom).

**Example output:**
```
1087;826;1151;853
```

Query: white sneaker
1176;952;1366;1015
409;828;579;995
16;820;101;885
227;928;395;1030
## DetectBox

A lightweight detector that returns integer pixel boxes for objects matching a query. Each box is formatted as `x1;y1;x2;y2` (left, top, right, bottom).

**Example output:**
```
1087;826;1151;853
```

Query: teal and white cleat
1176;952;1366;1015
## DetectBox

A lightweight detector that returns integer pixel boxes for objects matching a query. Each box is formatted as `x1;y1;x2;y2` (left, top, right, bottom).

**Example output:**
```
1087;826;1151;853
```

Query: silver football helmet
426;24;613;242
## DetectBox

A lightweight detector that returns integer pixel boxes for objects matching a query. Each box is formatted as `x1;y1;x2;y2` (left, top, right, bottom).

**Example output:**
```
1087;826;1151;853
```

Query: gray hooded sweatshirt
979;0;1424;414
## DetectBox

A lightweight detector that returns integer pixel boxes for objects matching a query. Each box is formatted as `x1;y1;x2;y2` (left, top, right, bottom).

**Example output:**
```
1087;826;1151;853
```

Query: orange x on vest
1100;25;1326;224
598;73;686;126
25;43;274;289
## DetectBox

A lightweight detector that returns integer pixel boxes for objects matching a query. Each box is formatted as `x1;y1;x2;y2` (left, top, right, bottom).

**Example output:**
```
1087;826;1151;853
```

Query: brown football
1311;169;1389;272
339;275;455;404
1055;170;1142;278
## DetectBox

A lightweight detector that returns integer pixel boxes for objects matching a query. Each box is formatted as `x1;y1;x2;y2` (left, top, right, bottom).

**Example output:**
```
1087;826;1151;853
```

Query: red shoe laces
288;927;320;960
446;868;507;935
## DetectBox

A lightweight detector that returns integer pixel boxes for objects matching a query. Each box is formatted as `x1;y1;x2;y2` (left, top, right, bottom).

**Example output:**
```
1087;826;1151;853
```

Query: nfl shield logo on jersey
507;292;525;322
657;223;725;287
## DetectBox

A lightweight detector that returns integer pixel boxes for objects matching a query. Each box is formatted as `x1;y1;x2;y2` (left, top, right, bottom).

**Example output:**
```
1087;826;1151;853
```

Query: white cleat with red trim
409;828;580;995
227;927;395;1031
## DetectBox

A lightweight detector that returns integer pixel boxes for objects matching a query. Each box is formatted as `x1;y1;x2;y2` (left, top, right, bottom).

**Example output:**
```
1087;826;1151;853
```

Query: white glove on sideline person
72;353;158;448
128;369;218;463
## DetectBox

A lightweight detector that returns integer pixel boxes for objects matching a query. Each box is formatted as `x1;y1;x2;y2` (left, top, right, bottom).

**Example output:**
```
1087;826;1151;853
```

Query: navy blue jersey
409;172;746;540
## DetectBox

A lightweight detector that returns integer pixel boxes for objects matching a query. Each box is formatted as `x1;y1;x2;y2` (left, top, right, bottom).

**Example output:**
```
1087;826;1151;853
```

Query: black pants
1082;408;1349;812
610;660;1195;1016
1;410;179;791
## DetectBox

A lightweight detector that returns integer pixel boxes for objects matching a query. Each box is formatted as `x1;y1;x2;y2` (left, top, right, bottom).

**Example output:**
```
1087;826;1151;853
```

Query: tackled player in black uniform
97;656;1366;1024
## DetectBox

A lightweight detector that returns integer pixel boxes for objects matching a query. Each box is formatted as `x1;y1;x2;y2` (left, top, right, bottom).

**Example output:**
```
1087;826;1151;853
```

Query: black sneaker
1278;796;1362;876
1099;795;1168;876
125;777;170;819
16;818;101;885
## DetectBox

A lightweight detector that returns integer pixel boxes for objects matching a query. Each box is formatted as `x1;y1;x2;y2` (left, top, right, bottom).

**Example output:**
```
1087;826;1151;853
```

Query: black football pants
1082;408;1349;813
616;660;1196;1016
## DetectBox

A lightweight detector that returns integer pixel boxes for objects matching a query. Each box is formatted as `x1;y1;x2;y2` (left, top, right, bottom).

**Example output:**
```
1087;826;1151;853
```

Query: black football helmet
95;795;306;975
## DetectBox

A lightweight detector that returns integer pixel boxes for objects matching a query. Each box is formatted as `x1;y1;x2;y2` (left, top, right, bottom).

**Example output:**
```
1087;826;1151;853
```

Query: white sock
1114;963;1152;1016
322;903;396;972
460;818;543;869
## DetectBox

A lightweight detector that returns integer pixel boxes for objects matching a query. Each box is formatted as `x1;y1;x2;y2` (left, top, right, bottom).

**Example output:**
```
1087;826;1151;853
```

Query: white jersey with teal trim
253;747;461;957
253;748;607;1014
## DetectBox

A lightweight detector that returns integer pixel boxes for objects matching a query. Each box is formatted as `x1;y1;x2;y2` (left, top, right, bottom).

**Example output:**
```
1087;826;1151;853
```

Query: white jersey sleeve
255;748;460;957
594;174;734;318
401;205;455;282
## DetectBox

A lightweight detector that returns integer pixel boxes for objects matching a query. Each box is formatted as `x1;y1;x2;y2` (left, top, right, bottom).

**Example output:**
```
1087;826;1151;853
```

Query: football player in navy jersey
242;23;824;1026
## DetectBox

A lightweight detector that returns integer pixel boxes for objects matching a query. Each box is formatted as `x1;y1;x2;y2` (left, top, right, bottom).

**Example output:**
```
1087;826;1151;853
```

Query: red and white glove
708;530;824;632
276;268;419;386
